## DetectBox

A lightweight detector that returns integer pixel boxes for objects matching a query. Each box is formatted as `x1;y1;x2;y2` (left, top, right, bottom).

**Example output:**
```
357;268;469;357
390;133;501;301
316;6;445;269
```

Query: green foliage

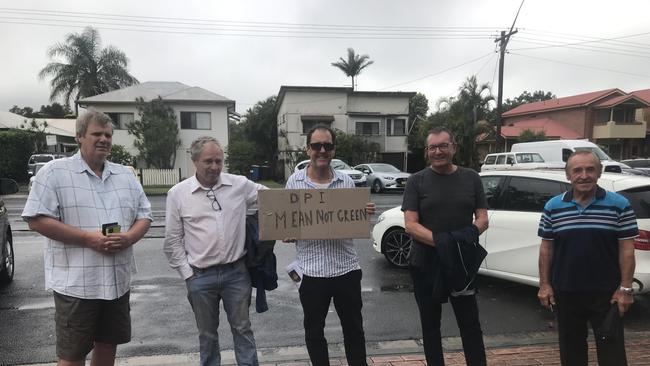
331;48;374;90
108;144;135;166
409;93;429;124
503;90;556;112
227;95;279;178
127;97;181;169
20;118;49;153
9;105;34;117
518;129;548;142
410;76;494;170
334;129;380;166
226;140;257;175
39;26;138;114
0;130;35;182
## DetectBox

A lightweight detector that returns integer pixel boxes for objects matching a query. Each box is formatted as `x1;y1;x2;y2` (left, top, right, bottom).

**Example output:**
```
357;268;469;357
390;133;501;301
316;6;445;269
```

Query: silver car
1;178;19;284
354;163;410;193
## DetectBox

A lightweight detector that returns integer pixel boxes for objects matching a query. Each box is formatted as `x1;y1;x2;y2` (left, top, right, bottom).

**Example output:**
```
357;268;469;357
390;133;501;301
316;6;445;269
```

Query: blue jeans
186;259;258;366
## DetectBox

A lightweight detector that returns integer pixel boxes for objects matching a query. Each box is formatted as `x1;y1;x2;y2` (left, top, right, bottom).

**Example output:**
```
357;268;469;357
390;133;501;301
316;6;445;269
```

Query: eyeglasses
309;142;335;151
206;189;222;211
426;143;452;152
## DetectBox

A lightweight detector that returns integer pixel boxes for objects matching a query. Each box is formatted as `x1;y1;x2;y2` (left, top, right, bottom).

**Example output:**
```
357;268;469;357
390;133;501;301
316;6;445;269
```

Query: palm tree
331;48;374;90
39;27;138;115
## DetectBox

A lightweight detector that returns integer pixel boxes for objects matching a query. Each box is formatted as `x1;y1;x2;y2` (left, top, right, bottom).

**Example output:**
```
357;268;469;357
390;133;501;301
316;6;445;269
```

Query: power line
509;52;650;79
512;38;650;60
511;30;650;52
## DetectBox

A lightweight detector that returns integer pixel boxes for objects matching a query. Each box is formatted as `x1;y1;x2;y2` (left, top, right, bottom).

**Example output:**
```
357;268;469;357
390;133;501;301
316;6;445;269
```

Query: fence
139;168;182;186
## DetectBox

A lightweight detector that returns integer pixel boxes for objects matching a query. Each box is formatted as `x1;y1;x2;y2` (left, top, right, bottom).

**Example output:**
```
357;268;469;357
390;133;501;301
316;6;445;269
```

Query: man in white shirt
164;136;266;366
22;109;152;366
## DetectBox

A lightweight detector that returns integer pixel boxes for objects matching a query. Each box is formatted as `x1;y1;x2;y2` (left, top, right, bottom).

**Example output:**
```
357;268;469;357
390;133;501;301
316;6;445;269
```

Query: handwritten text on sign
258;188;370;240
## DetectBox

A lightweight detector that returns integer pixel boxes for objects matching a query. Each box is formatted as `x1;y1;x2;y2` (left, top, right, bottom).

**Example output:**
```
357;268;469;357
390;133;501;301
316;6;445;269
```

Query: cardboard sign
258;188;371;240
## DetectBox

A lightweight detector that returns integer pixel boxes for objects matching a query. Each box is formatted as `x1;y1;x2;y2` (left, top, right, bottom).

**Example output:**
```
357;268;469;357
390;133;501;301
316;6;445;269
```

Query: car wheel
0;231;14;284
372;180;383;194
382;228;411;268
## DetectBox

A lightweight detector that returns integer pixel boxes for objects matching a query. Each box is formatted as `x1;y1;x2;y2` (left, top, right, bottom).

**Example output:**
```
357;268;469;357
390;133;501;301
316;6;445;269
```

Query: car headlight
384;176;395;180
377;213;385;223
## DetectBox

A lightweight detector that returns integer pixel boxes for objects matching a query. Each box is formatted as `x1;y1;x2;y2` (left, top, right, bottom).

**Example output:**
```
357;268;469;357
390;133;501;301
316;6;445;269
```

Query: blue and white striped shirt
538;186;638;292
285;166;361;277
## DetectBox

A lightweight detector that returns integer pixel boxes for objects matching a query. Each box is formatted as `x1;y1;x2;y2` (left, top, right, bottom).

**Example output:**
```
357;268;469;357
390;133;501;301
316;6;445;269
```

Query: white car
295;159;366;186
371;170;650;294
354;163;410;193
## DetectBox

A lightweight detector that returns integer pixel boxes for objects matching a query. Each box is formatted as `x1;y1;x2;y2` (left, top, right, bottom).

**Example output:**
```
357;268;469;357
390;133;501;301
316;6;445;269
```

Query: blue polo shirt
538;186;638;292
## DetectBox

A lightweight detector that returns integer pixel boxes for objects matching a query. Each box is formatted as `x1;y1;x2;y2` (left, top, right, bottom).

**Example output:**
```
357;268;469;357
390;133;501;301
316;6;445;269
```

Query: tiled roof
631;89;650;104
501;117;581;139
502;89;624;117
78;81;233;104
592;94;650;108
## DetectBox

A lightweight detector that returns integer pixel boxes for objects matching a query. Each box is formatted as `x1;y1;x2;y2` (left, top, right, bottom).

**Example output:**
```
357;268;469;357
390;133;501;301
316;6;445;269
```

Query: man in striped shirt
537;150;638;366
285;124;375;366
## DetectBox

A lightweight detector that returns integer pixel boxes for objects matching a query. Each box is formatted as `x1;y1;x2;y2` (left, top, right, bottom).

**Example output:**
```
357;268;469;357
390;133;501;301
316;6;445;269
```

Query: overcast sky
2;0;650;114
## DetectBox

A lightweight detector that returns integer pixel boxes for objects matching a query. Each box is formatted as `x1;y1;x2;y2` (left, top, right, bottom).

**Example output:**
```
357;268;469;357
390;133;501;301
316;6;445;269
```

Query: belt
190;256;245;273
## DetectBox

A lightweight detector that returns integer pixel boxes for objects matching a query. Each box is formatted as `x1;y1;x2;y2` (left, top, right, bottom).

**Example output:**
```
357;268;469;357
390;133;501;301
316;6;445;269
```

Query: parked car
371;170;650;294
0;178;19;284
294;159;366;186
480;152;561;172
622;159;650;175
27;154;65;176
354;163;410;193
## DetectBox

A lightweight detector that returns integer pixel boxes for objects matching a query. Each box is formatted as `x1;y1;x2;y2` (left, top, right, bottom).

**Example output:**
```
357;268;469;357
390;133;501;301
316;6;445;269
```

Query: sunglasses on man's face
308;142;335;151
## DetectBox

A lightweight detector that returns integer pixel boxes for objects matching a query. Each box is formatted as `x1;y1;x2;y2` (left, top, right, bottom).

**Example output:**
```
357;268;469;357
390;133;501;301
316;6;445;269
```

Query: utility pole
494;0;524;152
495;29;517;151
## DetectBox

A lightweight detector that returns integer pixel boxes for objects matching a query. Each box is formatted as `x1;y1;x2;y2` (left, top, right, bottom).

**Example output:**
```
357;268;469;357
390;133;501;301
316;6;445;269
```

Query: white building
78;81;235;178
276;86;415;177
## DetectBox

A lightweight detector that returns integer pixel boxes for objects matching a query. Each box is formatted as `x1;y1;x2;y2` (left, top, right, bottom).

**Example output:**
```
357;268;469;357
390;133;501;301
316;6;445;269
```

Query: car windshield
515;153;544;163
33;155;54;163
370;164;400;173
619;186;650;219
574;147;611;161
623;160;650;168
332;161;351;170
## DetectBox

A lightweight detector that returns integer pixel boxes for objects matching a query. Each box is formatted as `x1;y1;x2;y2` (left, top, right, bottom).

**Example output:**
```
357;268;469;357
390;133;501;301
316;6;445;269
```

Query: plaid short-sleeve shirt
22;152;153;300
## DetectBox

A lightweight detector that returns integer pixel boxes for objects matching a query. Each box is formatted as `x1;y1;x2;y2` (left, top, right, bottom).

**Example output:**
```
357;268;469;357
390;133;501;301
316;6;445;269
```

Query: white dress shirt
164;173;266;279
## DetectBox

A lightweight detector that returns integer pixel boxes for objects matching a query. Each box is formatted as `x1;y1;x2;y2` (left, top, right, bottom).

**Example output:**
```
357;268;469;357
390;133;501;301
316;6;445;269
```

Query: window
386;118;406;135
356;121;380;135
619;186;650;219
180;112;211;130
596;109;610;123
106;112;134;130
503;177;568;212
484;155;497;165
612;107;635;123
481;176;504;209
302;120;331;133
496;155;506;164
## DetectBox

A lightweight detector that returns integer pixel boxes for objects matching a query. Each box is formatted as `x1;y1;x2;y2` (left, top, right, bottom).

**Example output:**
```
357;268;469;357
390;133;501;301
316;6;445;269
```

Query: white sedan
371;170;650;293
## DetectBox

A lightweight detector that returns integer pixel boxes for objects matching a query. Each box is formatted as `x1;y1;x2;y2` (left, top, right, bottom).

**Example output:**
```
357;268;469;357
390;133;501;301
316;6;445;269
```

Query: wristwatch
619;286;634;295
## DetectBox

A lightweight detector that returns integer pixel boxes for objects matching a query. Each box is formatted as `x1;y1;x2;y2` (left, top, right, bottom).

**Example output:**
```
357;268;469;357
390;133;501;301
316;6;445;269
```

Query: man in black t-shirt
402;127;488;366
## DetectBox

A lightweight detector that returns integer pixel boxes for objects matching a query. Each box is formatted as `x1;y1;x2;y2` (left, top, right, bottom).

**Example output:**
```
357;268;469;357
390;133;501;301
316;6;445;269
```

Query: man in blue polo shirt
537;150;638;366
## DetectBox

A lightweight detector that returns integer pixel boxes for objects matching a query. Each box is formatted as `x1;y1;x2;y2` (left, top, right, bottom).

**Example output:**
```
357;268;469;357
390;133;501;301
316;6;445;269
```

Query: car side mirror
0;178;19;195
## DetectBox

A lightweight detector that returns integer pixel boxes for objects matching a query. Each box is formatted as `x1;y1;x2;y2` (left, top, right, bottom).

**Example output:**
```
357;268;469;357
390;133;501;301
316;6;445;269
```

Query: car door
479;175;507;269
484;176;569;282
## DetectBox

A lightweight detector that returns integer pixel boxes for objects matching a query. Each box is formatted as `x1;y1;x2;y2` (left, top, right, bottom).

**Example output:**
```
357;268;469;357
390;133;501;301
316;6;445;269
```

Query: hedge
0;129;35;183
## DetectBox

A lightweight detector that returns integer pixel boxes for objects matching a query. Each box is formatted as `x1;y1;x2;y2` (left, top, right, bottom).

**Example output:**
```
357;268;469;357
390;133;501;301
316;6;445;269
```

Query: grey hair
426;127;456;144
190;136;222;161
76;108;113;137
565;150;602;174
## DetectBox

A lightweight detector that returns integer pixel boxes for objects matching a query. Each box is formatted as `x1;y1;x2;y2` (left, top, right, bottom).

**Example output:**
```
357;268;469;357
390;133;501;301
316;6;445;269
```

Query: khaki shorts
53;291;131;361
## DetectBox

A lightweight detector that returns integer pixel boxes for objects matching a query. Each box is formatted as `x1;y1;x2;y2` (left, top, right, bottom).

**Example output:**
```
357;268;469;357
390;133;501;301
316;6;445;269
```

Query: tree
9;106;34;118
20;118;49;153
334;129;380;166
503;90;556;112
37;103;71;118
409;92;429;125
108;144;135;166
331;48;374;90
518;129;548;142
127;97;181;169
225;140;257;176
39;26;138;115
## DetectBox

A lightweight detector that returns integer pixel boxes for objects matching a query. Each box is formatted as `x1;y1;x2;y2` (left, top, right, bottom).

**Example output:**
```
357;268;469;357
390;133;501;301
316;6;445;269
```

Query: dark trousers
411;269;486;366
298;269;367;366
555;291;627;366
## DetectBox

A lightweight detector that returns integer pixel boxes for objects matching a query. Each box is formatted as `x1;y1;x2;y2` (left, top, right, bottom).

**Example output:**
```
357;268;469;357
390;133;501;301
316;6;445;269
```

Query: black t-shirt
401;166;487;267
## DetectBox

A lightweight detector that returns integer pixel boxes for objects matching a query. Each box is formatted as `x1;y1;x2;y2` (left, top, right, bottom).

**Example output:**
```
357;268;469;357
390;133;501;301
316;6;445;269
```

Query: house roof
502;88;625;117
0;111;76;137
630;89;650;104
276;85;416;109
78;81;234;105
501;117;581;139
592;94;650;108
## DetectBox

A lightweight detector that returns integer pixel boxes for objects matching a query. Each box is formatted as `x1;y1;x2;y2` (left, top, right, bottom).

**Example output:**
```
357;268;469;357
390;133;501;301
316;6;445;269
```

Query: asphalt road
2;193;650;365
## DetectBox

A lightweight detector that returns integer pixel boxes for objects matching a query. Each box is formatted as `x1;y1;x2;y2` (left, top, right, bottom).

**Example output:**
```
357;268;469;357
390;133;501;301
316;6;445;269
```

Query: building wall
88;103;230;178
